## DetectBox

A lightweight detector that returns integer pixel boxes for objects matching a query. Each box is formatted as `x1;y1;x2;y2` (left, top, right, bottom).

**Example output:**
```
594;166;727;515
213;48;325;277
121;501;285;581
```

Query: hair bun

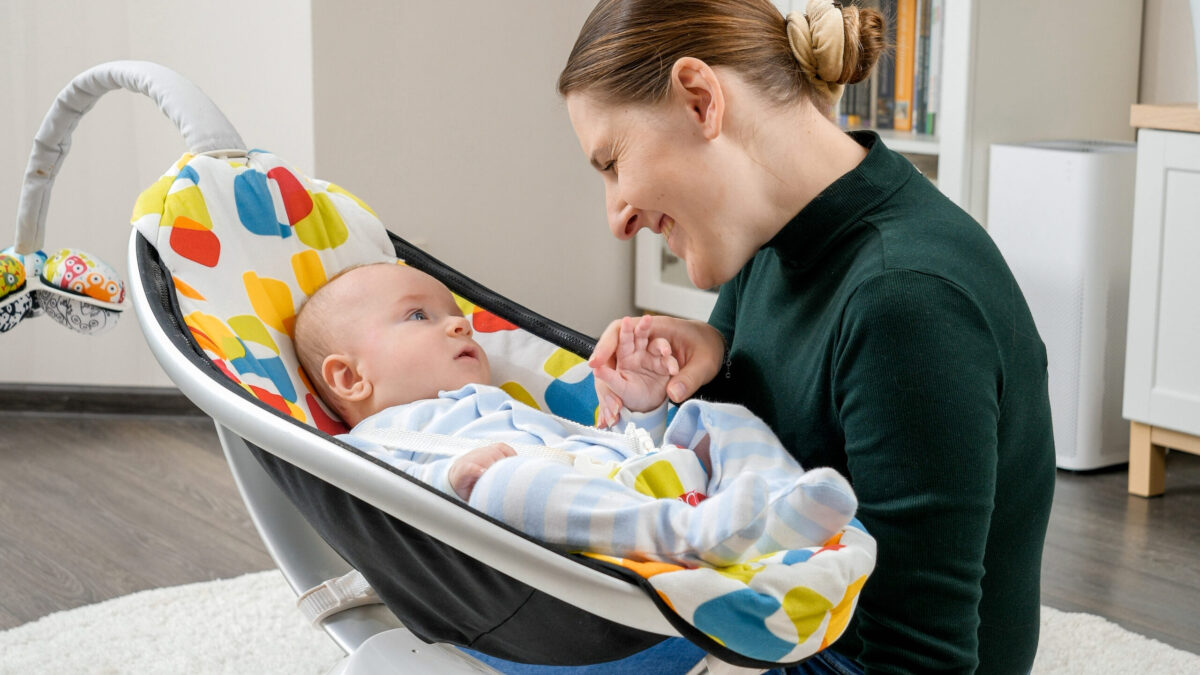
785;1;845;85
786;0;886;106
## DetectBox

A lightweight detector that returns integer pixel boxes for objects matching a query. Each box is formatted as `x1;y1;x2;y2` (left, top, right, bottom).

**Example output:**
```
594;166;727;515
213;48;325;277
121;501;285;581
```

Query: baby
293;262;856;567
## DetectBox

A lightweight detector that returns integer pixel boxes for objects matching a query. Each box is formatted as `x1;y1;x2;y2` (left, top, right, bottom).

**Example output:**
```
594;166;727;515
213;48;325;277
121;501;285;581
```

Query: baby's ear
322;353;372;402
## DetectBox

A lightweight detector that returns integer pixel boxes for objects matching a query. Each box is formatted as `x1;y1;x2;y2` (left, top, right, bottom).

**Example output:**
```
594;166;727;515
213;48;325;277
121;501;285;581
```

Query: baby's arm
448;443;517;500
592;315;679;425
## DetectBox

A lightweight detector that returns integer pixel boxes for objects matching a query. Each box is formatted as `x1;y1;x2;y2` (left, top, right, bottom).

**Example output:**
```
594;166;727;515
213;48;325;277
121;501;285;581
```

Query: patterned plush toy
0;246;125;335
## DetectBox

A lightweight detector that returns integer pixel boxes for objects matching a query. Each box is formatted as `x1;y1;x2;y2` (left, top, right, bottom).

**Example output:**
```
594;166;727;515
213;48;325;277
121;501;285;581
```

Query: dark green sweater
699;132;1056;674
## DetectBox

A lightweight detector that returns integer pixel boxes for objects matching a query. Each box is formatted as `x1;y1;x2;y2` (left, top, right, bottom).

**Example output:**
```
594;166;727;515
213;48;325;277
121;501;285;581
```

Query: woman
565;1;1057;673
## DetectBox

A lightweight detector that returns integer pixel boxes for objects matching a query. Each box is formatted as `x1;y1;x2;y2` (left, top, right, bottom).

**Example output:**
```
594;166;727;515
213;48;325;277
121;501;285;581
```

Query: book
913;0;931;134
892;0;917;131
874;0;897;130
925;0;944;135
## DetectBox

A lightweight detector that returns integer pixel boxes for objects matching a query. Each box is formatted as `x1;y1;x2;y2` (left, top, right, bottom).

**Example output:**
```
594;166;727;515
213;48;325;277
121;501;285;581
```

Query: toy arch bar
14;60;246;254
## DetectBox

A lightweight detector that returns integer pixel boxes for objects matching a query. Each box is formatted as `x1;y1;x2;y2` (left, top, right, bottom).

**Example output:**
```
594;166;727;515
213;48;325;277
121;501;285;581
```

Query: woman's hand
591;315;679;421
590;315;725;426
448;443;516;500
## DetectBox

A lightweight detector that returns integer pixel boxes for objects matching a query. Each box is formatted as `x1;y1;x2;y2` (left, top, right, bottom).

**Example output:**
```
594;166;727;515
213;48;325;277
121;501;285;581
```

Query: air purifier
987;140;1136;470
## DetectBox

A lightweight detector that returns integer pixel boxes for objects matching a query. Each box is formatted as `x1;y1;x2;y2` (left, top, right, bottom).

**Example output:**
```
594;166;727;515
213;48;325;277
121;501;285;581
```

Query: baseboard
0;383;204;416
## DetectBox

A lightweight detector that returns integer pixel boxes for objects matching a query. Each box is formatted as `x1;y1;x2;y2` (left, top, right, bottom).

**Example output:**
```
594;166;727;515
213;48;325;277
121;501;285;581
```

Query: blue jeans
459;637;706;674
459;639;863;674
771;648;864;675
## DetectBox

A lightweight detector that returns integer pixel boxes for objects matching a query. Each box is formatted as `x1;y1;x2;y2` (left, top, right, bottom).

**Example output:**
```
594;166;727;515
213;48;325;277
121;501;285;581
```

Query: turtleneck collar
763;131;915;271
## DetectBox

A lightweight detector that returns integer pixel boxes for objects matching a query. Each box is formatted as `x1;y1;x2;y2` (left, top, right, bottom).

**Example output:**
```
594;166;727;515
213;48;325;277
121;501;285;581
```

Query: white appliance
987;141;1137;470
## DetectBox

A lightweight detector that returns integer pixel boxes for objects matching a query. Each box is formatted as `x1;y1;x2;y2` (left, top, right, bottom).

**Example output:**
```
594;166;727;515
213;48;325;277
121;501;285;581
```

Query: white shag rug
1;570;1196;674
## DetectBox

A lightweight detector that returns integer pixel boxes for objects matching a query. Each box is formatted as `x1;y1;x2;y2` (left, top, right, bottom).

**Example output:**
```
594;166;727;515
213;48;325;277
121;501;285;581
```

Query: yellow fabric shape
130;174;174;222
162;184;213;231
294;192;349;250
782;585;834;643
184;311;242;360
630;460;686;499
243;271;296;336
328;183;377;216
499;381;540;410
821;574;867;649
290;250;327;297
228;315;280;355
544;348;585;378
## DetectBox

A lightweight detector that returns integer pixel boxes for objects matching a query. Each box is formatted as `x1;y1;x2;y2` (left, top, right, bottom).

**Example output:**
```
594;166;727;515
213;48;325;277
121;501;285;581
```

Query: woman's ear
670;57;725;141
322;353;372;402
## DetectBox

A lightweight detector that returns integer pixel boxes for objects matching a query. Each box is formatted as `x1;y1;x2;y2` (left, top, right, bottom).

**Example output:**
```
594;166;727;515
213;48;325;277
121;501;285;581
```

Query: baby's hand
592;315;679;424
449;443;517;500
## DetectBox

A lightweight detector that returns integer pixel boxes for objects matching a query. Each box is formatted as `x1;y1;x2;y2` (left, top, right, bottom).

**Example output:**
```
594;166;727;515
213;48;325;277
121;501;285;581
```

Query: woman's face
567;91;743;290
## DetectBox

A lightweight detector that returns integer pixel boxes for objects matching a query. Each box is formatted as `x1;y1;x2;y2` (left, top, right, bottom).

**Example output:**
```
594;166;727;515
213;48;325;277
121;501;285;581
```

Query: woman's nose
609;201;643;241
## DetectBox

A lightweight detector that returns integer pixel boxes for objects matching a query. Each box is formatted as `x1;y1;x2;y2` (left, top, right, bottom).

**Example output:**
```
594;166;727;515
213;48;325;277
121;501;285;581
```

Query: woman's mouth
660;215;675;240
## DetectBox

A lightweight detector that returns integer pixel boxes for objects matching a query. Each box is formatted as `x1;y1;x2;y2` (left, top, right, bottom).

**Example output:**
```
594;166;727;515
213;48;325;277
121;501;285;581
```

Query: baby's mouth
456;346;477;360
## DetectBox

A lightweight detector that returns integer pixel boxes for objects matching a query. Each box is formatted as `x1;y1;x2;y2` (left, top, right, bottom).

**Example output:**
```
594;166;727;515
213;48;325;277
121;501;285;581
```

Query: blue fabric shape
544;372;599;426
234;171;292;238
783;549;815;565
229;341;297;401
693;588;794;662
176;165;200;186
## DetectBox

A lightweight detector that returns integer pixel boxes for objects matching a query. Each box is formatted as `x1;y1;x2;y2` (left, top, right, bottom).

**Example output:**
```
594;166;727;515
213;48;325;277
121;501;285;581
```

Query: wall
1141;0;1197;103
0;0;313;388
311;0;629;338
4;0;1196;388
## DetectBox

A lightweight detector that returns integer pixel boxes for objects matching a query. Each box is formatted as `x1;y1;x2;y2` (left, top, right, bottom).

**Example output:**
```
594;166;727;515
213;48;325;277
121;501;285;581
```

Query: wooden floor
1;411;1198;657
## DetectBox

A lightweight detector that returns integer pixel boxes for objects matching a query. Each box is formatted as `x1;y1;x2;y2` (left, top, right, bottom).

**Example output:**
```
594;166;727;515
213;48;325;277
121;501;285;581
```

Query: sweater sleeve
834;270;1001;674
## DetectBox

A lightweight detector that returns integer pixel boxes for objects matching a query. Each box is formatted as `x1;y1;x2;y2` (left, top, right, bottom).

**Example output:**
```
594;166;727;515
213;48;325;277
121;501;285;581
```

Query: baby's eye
407;309;429;321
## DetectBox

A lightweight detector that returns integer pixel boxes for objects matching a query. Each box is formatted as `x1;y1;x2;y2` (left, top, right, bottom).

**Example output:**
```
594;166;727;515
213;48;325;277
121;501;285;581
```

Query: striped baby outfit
340;384;856;568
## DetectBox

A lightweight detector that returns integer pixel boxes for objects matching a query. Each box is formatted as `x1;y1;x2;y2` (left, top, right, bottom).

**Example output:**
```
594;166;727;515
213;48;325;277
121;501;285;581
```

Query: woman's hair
557;0;886;116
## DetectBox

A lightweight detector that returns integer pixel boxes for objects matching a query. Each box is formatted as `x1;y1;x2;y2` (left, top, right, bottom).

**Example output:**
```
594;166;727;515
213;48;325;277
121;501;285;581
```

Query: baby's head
294;262;491;427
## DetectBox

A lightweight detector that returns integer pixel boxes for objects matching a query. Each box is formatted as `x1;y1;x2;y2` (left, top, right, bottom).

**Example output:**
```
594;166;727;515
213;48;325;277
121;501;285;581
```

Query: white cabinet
637;0;1142;319
1123;112;1200;496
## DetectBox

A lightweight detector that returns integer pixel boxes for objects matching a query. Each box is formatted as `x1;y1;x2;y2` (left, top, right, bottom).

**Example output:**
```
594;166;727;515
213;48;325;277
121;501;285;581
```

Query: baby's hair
557;0;886;117
293;261;397;421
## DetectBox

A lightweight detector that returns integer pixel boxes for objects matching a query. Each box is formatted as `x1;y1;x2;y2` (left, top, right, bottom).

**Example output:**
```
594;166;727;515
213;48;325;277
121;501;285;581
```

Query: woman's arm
835;271;1001;673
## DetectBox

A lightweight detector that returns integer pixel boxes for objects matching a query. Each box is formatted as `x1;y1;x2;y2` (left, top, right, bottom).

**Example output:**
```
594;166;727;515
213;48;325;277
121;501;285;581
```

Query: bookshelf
635;0;1143;320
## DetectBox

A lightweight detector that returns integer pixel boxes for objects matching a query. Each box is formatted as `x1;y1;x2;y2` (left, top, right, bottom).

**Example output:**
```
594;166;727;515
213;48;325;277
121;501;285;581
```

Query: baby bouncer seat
3;61;876;673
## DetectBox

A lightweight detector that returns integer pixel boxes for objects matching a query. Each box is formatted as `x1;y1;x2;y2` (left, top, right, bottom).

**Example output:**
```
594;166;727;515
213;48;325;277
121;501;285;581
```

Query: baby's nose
447;315;472;336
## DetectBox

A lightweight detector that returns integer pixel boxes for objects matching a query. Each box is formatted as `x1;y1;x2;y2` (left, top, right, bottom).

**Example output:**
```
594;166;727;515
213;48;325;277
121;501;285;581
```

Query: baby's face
340;264;490;409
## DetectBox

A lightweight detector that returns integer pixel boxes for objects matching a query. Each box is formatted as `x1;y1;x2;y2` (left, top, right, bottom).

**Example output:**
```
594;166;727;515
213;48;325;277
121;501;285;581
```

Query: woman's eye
602;160;615;173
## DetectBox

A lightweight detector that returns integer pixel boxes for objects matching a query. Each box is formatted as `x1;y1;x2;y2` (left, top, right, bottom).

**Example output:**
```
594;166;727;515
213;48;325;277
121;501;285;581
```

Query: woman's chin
685;260;720;291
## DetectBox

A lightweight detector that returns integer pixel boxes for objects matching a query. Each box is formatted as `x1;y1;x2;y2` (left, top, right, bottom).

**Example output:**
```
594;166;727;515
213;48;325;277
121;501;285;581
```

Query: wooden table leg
1129;421;1167;497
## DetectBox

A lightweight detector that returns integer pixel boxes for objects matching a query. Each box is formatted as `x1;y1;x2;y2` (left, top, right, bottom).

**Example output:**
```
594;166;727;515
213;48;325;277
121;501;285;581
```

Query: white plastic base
329;628;500;675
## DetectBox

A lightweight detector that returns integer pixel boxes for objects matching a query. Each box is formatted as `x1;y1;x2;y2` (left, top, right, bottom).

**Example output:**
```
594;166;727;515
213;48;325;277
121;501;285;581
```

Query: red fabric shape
212;358;241;383
307;394;349;435
678;490;707;507
248;385;291;415
170;222;221;267
472;310;518;333
814;543;846;556
268;167;314;225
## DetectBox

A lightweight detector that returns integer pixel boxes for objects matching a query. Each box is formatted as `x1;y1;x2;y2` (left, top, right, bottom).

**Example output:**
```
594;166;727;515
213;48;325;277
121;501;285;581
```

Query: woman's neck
737;100;869;243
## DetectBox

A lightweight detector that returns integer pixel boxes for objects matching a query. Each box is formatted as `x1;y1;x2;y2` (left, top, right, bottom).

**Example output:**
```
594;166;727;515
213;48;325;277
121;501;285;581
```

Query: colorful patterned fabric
131;152;875;665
